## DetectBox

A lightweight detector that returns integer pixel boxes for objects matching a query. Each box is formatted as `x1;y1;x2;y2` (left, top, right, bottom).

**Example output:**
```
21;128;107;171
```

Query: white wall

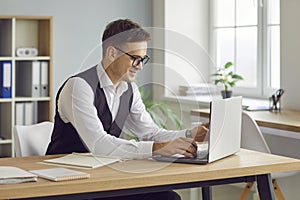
164;0;210;96
0;0;153;116
152;0;165;101
281;0;300;110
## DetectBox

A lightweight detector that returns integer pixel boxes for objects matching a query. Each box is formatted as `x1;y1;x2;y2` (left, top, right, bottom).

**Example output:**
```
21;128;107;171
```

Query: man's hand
152;138;197;158
190;122;209;142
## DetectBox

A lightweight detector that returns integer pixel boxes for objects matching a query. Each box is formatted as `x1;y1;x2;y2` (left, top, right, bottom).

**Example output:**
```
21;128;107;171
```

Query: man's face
111;41;148;83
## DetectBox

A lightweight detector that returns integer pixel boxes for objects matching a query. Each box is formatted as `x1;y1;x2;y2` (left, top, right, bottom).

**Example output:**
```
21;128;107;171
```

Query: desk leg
202;186;212;200
257;174;275;200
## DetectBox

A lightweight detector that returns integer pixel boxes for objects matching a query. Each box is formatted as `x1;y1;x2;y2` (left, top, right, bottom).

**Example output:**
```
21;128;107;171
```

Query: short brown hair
102;19;150;54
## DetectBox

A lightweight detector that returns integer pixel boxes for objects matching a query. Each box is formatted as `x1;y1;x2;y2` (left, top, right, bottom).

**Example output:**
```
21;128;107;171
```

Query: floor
176;184;256;200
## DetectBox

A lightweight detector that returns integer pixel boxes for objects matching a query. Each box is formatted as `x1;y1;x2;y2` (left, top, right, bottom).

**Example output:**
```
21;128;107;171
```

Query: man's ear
106;46;116;61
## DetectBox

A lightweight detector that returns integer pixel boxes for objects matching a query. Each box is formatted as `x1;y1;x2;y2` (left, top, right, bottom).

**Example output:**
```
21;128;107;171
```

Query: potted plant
139;85;184;129
211;62;243;98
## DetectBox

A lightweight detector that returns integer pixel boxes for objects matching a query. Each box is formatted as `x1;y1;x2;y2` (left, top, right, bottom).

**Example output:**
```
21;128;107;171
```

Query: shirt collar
97;64;128;93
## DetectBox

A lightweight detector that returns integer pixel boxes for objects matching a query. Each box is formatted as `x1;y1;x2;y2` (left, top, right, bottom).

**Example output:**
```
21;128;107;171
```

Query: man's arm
58;78;153;159
152;138;197;158
124;83;208;157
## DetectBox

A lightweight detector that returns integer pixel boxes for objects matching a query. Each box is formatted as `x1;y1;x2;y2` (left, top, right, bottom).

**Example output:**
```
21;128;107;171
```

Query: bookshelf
0;16;52;157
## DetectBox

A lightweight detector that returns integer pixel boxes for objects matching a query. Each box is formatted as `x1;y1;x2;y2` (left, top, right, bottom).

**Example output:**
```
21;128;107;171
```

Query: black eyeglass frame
114;46;150;67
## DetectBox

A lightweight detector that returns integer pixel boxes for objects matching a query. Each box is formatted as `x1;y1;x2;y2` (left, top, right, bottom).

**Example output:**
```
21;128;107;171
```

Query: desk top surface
1;149;300;199
191;109;300;132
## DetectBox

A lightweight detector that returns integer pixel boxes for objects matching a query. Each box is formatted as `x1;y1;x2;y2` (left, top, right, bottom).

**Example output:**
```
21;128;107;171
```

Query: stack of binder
0;61;12;98
15;102;38;125
16;61;48;97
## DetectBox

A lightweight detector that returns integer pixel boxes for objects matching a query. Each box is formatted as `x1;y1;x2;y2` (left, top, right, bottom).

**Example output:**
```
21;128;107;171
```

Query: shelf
0;98;12;103
0;139;12;145
15;56;50;61
0;57;13;61
14;97;51;101
0;16;52;157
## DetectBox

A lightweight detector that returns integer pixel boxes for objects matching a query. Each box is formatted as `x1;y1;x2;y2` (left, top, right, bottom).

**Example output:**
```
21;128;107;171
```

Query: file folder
24;102;33;125
15;102;38;125
16;61;40;97
0;61;12;98
15;103;25;125
40;61;48;97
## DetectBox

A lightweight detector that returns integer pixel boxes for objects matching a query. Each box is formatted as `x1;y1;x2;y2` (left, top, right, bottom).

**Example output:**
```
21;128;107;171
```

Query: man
47;19;208;200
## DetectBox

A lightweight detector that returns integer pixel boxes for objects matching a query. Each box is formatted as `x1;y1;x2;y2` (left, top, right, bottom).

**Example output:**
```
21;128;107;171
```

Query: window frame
209;0;280;98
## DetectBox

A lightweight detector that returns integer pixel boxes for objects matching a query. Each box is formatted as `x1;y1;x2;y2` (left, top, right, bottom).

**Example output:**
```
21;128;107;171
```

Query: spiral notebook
30;168;90;182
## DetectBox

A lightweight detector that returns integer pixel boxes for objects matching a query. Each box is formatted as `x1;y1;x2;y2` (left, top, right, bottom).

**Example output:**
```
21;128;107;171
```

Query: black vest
46;66;133;155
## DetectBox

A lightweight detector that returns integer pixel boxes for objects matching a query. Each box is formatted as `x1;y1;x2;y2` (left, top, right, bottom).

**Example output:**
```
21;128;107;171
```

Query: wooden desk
1;149;300;200
191;109;300;132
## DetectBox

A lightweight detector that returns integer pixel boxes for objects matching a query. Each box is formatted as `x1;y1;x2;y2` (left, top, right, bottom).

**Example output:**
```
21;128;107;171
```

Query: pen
272;94;277;110
276;89;284;99
273;89;284;111
192;142;198;150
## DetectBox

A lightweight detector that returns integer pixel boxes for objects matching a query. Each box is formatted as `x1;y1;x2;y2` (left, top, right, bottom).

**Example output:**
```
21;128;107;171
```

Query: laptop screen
208;96;242;163
152;96;242;165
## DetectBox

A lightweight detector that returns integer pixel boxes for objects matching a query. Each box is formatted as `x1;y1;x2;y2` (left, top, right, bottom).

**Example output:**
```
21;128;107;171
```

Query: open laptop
153;96;242;164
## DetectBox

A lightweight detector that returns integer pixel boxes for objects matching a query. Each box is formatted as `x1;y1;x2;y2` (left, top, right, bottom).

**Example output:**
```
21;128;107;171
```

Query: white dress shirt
58;65;186;159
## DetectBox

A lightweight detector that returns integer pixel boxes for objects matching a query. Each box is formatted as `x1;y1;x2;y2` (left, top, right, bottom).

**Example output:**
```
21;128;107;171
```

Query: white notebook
42;153;122;169
0;166;37;184
30;168;90;182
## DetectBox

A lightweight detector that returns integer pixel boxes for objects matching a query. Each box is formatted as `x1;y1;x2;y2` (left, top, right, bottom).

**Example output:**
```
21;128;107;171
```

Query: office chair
239;111;298;200
13;121;54;157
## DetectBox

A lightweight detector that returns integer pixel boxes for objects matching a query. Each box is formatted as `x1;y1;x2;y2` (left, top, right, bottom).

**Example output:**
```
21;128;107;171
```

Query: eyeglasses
114;46;150;68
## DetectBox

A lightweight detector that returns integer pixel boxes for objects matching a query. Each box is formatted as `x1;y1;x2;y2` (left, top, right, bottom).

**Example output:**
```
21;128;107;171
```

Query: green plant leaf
214;80;222;85
149;102;183;129
138;85;184;130
163;105;184;129
211;73;223;76
224;62;233;69
211;61;244;90
232;74;244;80
228;81;235;87
147;109;167;129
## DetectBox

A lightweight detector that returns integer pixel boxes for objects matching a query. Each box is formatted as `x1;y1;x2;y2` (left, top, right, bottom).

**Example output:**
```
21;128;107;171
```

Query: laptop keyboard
178;149;208;161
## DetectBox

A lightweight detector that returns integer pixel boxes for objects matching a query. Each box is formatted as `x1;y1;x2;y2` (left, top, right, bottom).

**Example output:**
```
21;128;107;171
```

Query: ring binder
40;61;48;97
0;61;12;98
16;61;40;97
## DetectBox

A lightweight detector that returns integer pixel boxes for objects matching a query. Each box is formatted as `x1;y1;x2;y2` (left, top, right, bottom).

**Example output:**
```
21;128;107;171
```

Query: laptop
153;96;242;164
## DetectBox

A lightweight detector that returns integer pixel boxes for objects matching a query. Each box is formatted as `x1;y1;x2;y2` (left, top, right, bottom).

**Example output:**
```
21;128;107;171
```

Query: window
210;0;280;97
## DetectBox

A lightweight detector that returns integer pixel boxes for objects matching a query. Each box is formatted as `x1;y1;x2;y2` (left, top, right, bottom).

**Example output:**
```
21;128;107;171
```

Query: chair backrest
13;121;54;157
241;112;300;181
241;111;271;153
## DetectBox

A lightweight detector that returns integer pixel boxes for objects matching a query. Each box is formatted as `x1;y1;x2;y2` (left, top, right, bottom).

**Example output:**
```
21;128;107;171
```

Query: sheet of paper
42;154;122;169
